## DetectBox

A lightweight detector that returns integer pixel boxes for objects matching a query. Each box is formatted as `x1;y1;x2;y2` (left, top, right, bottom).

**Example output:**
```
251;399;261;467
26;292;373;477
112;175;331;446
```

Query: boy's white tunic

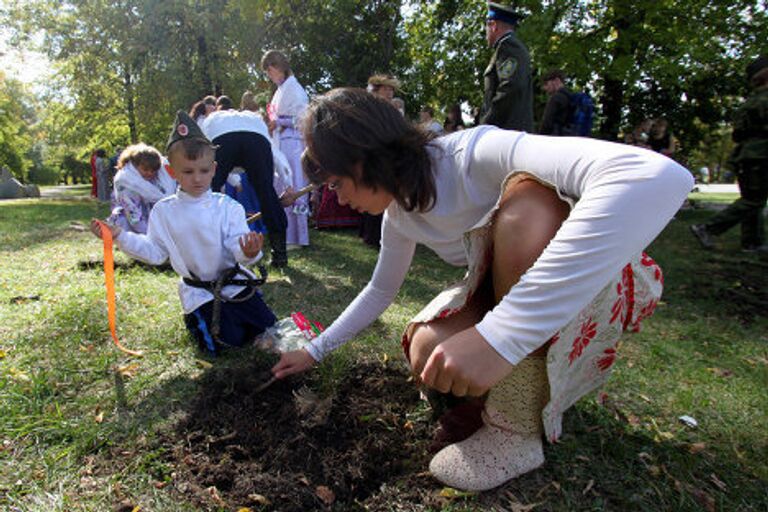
305;126;693;440
115;190;262;314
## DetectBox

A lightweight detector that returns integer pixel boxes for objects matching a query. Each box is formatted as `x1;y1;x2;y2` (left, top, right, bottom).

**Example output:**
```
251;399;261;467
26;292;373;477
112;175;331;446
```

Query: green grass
0;191;766;511
688;192;740;204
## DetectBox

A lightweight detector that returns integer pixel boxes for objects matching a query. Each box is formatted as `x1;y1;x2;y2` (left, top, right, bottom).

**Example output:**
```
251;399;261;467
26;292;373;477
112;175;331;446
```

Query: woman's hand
239;232;264;258
272;349;317;379
279;186;296;207
420;327;513;397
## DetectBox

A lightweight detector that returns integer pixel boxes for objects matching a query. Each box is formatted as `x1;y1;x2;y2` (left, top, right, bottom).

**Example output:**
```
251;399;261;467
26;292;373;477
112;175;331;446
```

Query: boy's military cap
487;2;524;26
166;110;210;152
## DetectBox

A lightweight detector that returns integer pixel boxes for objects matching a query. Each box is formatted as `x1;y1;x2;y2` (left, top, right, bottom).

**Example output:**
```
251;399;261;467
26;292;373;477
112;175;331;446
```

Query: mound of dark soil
163;360;443;511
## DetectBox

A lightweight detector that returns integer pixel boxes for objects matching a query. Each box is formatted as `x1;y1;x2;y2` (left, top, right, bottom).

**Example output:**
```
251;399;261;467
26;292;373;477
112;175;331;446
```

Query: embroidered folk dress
303;126;693;441
268;74;310;246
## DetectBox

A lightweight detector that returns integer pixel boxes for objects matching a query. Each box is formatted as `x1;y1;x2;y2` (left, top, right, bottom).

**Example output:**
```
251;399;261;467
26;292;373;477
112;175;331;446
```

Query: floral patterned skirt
401;190;663;442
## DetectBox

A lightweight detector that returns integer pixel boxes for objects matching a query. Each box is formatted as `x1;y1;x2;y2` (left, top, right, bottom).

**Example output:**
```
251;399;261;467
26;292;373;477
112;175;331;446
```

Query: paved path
40;185;92;199
692;184;738;194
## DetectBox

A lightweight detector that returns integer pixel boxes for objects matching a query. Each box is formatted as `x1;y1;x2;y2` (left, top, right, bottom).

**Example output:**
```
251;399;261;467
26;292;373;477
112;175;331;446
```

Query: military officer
479;2;534;132
691;55;768;253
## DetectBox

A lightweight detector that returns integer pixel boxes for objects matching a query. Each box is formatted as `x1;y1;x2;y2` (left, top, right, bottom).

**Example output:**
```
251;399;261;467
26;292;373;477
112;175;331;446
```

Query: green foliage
0;74;35;179
1;0;767;172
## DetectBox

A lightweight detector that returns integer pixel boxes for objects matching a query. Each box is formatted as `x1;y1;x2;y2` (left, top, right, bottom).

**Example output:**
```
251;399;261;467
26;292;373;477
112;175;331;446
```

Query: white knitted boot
429;356;549;491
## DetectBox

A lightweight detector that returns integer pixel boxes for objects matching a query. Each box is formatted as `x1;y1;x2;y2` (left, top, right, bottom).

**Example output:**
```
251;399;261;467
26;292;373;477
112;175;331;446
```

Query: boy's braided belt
183;264;268;351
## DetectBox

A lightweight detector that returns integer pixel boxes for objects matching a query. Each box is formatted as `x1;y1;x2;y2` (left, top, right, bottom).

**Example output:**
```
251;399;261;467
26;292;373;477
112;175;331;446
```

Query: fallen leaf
9;367;30;382
647;465;661;477
439;487;475;499
195;359;213;369
248;494;271;506
315;485;335;505
0;349;6;359
94;410;104;424
116;363;140;379
690;487;715;512
131;507;141;512
575;455;590;462
707;367;733;378
153;481;168;489
298;476;310;486
582;479;595;496
206;486;225;506
237;508;253;512
709;473;727;492
688;442;707;454
638;394;652;403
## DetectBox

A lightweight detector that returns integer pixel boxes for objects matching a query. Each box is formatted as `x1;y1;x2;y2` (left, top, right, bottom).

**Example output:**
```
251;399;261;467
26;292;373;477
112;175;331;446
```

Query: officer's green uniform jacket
731;86;768;165
480;30;534;132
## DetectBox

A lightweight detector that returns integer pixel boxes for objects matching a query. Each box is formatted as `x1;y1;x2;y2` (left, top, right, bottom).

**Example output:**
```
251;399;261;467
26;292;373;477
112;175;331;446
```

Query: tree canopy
1;0;765;183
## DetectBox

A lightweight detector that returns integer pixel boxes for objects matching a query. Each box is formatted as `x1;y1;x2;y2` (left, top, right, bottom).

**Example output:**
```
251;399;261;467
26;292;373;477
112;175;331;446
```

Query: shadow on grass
99;350;767;511
647;213;768;324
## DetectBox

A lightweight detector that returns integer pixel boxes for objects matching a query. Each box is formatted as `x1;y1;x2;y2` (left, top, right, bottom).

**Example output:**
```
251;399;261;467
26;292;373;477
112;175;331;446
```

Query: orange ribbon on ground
97;220;143;357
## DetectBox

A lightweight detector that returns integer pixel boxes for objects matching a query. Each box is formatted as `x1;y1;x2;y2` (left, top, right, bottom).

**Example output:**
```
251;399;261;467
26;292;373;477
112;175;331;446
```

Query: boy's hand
239;232;264;258
90;219;121;240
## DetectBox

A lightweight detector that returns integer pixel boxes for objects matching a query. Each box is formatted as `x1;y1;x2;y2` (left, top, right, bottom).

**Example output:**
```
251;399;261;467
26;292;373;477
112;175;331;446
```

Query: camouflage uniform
704;86;768;249
479;31;534;132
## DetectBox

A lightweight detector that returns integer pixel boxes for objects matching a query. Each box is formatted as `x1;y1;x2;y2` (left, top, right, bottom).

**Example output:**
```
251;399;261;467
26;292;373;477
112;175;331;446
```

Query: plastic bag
255;312;325;353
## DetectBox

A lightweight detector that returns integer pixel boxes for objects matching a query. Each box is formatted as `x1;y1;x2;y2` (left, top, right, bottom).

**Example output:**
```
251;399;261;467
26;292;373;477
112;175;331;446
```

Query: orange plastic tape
97;220;143;357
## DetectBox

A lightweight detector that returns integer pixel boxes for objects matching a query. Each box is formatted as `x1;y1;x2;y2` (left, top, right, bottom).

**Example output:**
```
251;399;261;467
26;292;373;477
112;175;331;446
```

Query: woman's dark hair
443;103;466;132
301;88;436;213
95;148;107;158
261;50;292;77
216;95;233;111
189;101;207;119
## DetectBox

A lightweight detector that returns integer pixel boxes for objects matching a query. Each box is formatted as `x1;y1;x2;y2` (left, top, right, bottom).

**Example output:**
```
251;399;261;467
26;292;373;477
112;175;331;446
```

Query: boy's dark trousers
184;289;277;352
705;161;767;249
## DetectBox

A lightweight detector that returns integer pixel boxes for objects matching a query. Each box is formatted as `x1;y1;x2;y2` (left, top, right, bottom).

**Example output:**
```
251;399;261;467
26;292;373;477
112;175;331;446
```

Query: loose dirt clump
163;359;441;511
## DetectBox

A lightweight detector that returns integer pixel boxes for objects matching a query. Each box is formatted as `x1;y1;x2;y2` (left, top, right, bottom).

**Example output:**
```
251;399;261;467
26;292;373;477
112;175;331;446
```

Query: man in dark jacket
479;2;533;132
539;69;572;135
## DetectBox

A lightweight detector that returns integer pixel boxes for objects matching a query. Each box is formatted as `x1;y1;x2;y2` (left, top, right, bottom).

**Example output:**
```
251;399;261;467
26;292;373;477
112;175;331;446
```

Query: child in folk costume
272;89;693;491
262;50;311;249
107;143;176;234
91;111;277;353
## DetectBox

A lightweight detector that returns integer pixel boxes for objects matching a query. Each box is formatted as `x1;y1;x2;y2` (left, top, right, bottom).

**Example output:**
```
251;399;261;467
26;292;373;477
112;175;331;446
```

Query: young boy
91;111;277;353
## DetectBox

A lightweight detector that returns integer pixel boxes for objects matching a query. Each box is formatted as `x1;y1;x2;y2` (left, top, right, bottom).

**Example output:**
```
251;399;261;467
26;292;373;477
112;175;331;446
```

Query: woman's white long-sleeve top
305;127;694;363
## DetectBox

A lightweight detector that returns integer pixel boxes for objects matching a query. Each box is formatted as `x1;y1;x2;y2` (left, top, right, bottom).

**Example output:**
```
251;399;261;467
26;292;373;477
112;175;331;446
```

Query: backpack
566;91;595;137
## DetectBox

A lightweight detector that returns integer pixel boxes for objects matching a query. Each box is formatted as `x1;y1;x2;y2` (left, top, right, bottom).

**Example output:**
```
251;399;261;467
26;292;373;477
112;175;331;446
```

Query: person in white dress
262;50;311;249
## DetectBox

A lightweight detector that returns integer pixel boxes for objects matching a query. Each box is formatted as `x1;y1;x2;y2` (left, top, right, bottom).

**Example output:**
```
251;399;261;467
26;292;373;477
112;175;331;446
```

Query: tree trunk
598;3;647;140
123;64;138;144
198;35;213;96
